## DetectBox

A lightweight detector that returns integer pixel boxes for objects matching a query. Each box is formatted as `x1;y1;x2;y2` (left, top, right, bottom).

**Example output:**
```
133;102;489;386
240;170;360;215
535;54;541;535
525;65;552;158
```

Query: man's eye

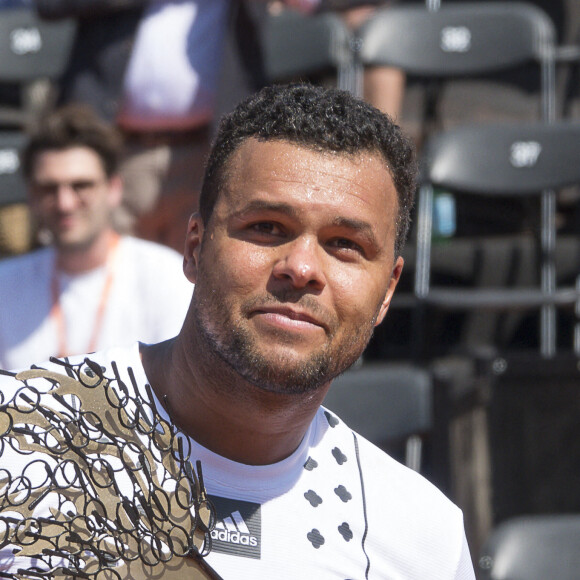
250;222;280;235
72;180;97;192
330;238;363;252
34;185;58;197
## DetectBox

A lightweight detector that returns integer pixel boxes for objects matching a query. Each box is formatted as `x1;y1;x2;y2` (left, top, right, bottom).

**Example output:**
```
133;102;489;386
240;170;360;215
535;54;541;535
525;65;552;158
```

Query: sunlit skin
142;138;404;465
28;147;122;273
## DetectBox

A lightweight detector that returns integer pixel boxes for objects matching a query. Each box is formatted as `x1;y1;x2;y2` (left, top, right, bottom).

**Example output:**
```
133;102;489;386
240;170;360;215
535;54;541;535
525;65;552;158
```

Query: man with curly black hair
0;84;475;579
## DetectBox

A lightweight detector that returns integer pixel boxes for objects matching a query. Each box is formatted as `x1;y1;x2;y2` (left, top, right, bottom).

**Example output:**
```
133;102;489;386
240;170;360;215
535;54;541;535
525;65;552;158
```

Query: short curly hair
200;83;417;255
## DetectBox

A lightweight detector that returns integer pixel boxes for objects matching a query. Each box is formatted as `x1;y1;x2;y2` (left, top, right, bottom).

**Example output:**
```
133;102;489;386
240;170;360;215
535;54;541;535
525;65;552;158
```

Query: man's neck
140;333;329;466
55;229;120;274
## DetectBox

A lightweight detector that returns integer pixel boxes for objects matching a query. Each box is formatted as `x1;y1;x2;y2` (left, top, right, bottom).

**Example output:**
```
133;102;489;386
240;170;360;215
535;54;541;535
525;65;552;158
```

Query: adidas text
211;529;258;547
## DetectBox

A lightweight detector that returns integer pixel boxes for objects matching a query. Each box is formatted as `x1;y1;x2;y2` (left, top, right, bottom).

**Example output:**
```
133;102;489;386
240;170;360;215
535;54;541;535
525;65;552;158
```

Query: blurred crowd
0;0;575;367
0;0;412;368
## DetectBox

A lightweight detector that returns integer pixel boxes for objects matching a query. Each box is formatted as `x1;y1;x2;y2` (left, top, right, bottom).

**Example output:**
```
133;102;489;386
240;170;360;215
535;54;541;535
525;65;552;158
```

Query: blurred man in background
0;105;192;369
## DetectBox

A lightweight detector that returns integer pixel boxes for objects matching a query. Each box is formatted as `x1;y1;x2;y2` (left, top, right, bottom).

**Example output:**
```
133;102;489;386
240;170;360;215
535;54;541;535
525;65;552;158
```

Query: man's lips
251;306;328;332
54;214;77;228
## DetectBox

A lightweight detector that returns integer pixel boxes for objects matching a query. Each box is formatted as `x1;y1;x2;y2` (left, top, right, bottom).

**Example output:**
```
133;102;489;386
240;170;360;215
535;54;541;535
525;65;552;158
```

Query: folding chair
478;514;580;580
322;363;432;472
0;8;76;127
413;120;580;358
260;7;353;91
0;131;27;206
352;2;557;141
0;130;29;257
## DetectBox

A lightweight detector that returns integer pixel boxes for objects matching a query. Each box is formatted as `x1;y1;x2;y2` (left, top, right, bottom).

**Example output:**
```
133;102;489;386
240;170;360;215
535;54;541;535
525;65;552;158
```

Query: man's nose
272;236;326;291
54;184;79;210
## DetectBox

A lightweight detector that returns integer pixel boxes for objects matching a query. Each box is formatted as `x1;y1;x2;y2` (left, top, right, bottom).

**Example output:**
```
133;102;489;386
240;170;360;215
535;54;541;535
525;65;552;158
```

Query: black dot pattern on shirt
302;423;359;560
332;447;347;465
307;528;325;549
338;522;354;542
304;489;323;507
334;485;352;503
324;410;339;428
304;456;318;471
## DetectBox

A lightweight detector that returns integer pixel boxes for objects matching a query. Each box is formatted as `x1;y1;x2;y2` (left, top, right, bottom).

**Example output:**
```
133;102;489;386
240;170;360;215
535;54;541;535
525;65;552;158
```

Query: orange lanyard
50;235;121;358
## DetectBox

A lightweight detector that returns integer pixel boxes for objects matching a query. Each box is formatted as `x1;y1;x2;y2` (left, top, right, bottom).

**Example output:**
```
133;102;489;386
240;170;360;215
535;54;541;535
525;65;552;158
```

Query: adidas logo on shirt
209;496;262;559
213;510;258;546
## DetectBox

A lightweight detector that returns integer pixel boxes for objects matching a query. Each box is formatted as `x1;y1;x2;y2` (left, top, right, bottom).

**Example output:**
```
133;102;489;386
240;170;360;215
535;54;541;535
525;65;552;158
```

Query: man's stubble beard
190;275;381;395
49;205;112;253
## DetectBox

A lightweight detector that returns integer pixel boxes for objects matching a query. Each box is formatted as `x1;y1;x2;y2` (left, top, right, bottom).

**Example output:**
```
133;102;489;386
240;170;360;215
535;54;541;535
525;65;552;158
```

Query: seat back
359;2;554;76
0;8;76;128
0;131;27;206
0;8;76;82
322;363;432;471
422;120;580;194
354;1;557;139
0;130;29;257
478;514;580;580
261;8;353;89
414;121;580;357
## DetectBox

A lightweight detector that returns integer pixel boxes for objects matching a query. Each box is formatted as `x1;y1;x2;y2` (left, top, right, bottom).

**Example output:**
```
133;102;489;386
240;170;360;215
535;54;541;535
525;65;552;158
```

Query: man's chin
230;347;345;395
54;232;94;252
194;307;363;395
242;367;330;396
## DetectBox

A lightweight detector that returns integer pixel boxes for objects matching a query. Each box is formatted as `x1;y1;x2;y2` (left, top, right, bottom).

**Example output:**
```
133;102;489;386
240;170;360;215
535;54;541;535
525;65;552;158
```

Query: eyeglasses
30;179;106;201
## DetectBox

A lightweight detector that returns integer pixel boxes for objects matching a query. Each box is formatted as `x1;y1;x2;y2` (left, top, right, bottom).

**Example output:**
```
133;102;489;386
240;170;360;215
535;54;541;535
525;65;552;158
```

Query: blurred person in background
34;0;320;251
0;105;192;370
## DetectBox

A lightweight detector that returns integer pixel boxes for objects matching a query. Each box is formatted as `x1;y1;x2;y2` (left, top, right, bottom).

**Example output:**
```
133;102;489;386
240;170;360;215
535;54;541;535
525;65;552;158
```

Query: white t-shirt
118;0;230;130
0;344;476;579
0;237;192;370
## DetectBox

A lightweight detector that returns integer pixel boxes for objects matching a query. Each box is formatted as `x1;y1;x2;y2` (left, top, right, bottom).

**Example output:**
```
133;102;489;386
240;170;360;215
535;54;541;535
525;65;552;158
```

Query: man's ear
183;213;205;284
374;256;404;327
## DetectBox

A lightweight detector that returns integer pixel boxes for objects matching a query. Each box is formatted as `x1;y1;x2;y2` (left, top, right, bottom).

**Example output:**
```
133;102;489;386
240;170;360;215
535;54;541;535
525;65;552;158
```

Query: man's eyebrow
331;216;381;246
231;199;299;219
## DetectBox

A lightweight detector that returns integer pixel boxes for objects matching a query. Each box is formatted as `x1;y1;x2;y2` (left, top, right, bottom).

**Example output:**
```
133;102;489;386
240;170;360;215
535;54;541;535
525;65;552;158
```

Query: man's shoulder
0;247;52;277
117;237;191;304
315;407;472;577
119;236;185;270
65;342;145;379
121;236;182;258
1;342;143;380
0;248;53;303
317;405;458;511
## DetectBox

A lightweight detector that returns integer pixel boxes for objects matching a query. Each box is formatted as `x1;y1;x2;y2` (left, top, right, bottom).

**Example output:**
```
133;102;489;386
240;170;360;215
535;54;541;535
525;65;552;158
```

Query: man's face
185;139;403;394
29;147;121;250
